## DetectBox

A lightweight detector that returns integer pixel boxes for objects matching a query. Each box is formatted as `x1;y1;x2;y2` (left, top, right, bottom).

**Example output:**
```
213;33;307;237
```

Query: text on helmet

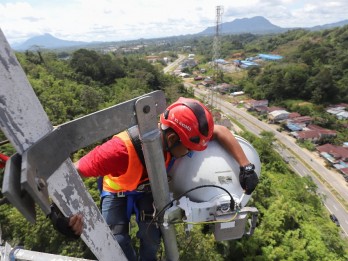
174;117;191;132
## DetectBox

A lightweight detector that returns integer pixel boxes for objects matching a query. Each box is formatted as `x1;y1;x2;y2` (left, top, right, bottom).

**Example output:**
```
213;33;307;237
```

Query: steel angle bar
22;90;166;182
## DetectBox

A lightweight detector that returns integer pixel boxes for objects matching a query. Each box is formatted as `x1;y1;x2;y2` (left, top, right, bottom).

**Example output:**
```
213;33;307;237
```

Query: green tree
308;67;339;104
69;49;125;85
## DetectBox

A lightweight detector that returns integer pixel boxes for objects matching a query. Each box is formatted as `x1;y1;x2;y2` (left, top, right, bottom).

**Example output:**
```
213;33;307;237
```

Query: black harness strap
127;125;146;167
127;125;169;193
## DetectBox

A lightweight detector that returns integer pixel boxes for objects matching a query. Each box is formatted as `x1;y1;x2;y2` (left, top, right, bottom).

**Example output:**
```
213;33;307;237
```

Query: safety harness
99;125;175;223
125;125;151;222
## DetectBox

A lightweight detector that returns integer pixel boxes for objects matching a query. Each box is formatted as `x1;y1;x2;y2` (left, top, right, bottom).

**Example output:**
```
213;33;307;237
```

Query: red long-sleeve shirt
0;153;9;169
77;136;129;178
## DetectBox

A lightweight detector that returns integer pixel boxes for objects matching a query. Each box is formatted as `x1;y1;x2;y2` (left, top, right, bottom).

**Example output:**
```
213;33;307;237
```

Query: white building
336;111;348;120
268;110;290;123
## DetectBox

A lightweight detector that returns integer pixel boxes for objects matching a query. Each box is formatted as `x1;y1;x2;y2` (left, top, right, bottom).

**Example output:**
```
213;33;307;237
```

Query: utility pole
211;5;223;109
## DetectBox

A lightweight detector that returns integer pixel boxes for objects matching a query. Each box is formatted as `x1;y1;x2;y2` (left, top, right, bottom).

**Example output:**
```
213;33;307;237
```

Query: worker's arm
212;125;250;166
212;125;259;194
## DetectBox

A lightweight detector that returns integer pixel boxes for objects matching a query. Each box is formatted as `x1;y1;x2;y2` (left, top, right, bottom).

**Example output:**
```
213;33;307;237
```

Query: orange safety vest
103;131;171;193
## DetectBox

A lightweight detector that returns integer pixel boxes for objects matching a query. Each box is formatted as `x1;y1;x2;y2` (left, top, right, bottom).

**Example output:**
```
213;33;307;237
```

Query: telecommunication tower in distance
210;5;224;108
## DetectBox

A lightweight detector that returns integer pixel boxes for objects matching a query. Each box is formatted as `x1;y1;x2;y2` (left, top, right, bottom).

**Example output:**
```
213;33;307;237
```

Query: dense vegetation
175;26;348;144
242;27;348;105
168;26;348;105
19;49;185;126
1;25;348;260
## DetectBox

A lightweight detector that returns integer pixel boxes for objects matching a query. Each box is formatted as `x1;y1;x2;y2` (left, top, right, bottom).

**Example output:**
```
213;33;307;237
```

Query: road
163;54;186;74
191;86;348;237
275;142;348;236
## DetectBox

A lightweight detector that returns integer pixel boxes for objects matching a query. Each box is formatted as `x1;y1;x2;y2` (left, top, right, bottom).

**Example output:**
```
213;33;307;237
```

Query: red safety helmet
160;97;214;151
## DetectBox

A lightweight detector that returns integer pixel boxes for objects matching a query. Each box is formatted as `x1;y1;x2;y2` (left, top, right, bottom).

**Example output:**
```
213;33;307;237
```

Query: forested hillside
18;49;185;126
242;26;348;105
160;26;348;105
1;27;348;260
177;26;348;145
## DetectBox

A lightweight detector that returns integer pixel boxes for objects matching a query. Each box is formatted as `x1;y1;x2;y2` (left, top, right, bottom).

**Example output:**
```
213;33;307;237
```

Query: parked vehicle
329;214;340;226
194;76;203;81
344;176;348;182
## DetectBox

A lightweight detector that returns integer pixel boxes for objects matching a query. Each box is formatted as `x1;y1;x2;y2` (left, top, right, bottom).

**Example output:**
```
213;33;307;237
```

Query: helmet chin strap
162;128;182;157
161;128;170;152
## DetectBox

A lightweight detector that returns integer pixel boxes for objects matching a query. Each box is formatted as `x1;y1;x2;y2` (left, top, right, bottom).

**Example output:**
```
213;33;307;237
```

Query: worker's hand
69;214;84;236
239;163;259;195
48;204;83;239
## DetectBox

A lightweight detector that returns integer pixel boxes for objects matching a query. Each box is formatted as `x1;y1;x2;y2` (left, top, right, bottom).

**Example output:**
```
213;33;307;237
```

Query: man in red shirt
70;97;258;261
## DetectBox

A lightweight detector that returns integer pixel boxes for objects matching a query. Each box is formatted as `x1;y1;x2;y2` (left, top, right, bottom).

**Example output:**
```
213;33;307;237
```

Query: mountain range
12;16;348;50
199;16;286;35
199;16;348;35
11;34;98;50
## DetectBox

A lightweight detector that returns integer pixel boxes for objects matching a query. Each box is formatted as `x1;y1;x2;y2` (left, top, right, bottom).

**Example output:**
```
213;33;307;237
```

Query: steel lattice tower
211;5;223;108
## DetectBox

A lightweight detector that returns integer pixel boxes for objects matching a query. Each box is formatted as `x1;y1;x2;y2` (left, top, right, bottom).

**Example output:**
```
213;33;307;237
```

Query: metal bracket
3;242;12;261
163;195;259;241
244;207;259;236
3;91;166;222
213;207;259;241
2;153;37;223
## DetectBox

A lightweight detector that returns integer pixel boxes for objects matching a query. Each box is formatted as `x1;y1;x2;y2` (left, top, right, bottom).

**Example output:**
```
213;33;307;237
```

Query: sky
0;0;347;45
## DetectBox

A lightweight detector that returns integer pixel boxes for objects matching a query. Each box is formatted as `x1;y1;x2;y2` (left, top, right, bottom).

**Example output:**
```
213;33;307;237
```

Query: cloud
22;16;44;22
1;0;347;44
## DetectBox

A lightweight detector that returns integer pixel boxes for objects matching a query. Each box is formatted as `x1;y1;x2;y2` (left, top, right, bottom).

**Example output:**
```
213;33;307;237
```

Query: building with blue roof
286;123;302;131
214;59;228;64
240;60;259;68
258;54;283;61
